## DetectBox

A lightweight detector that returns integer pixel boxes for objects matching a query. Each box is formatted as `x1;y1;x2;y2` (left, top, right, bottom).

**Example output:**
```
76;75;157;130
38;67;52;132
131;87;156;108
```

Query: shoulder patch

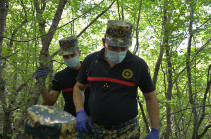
122;69;133;79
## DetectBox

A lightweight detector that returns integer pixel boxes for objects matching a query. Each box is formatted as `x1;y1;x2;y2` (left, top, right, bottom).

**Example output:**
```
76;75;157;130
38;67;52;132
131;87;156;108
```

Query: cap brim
59;50;76;56
105;37;132;48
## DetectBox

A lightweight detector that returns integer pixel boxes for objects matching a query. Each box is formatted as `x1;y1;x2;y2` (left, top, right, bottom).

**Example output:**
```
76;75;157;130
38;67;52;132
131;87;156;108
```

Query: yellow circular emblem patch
122;69;133;79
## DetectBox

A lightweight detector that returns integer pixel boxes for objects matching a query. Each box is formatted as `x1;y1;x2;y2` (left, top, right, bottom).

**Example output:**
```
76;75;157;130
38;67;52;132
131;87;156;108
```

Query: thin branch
121;5;124;21
0;51;18;59
116;0;121;20
137;96;150;133
3;0;105;42
193;38;211;57
133;0;143;54
34;0;43;14
146;15;160;38
51;59;63;65
198;17;210;28
40;0;68;50
9;106;21;112
173;38;211;85
186;0;194;105
3;58;36;85
50;49;62;60
9;20;27;47
198;124;211;138
41;0;46;11
16;82;27;93
123;5;134;11
20;0;28;17
77;1;115;38
174;17;210;53
197;64;211;129
161;105;211;120
14;62;67;94
153;42;164;85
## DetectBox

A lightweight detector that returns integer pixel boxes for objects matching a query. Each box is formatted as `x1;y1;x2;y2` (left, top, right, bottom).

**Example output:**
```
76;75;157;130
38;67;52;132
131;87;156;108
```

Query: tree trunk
3;111;13;139
14;0;68;137
0;0;9;138
186;1;198;138
197;65;211;138
163;1;173;139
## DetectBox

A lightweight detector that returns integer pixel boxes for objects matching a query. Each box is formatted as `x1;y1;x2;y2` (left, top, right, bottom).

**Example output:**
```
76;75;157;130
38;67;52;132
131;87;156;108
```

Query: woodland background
0;0;210;139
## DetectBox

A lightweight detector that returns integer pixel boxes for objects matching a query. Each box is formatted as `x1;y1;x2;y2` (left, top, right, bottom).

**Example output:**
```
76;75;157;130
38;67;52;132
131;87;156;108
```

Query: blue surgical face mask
106;49;127;64
64;55;79;68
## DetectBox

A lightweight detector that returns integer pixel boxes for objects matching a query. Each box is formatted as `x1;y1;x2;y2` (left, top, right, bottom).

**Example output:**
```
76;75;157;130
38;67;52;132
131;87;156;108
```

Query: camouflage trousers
74;117;140;139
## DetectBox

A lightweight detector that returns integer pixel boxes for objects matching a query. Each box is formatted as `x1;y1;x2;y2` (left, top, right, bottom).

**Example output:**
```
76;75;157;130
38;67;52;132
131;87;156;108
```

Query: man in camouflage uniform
36;36;90;117
73;20;160;139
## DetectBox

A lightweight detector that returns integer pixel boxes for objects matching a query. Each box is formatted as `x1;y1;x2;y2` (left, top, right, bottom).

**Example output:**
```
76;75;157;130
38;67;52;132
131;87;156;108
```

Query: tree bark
0;0;10;138
132;0;150;133
163;1;173;139
137;96;150;133
14;0;68;136
133;0;143;54
3;111;13;139
186;1;198;138
116;0;121;20
121;5;124;21
197;65;211;138
0;0;7;106
153;41;164;85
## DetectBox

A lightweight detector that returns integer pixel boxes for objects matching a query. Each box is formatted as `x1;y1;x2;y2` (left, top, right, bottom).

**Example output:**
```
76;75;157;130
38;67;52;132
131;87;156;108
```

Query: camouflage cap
105;20;132;48
24;105;76;138
59;36;78;56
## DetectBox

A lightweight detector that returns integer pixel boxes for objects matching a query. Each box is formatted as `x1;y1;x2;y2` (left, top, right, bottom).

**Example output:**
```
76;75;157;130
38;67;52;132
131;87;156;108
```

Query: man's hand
144;128;159;139
76;110;93;133
35;67;47;80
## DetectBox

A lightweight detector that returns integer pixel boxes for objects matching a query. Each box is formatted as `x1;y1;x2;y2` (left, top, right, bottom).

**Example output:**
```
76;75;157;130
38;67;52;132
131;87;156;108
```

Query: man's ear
102;38;106;47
